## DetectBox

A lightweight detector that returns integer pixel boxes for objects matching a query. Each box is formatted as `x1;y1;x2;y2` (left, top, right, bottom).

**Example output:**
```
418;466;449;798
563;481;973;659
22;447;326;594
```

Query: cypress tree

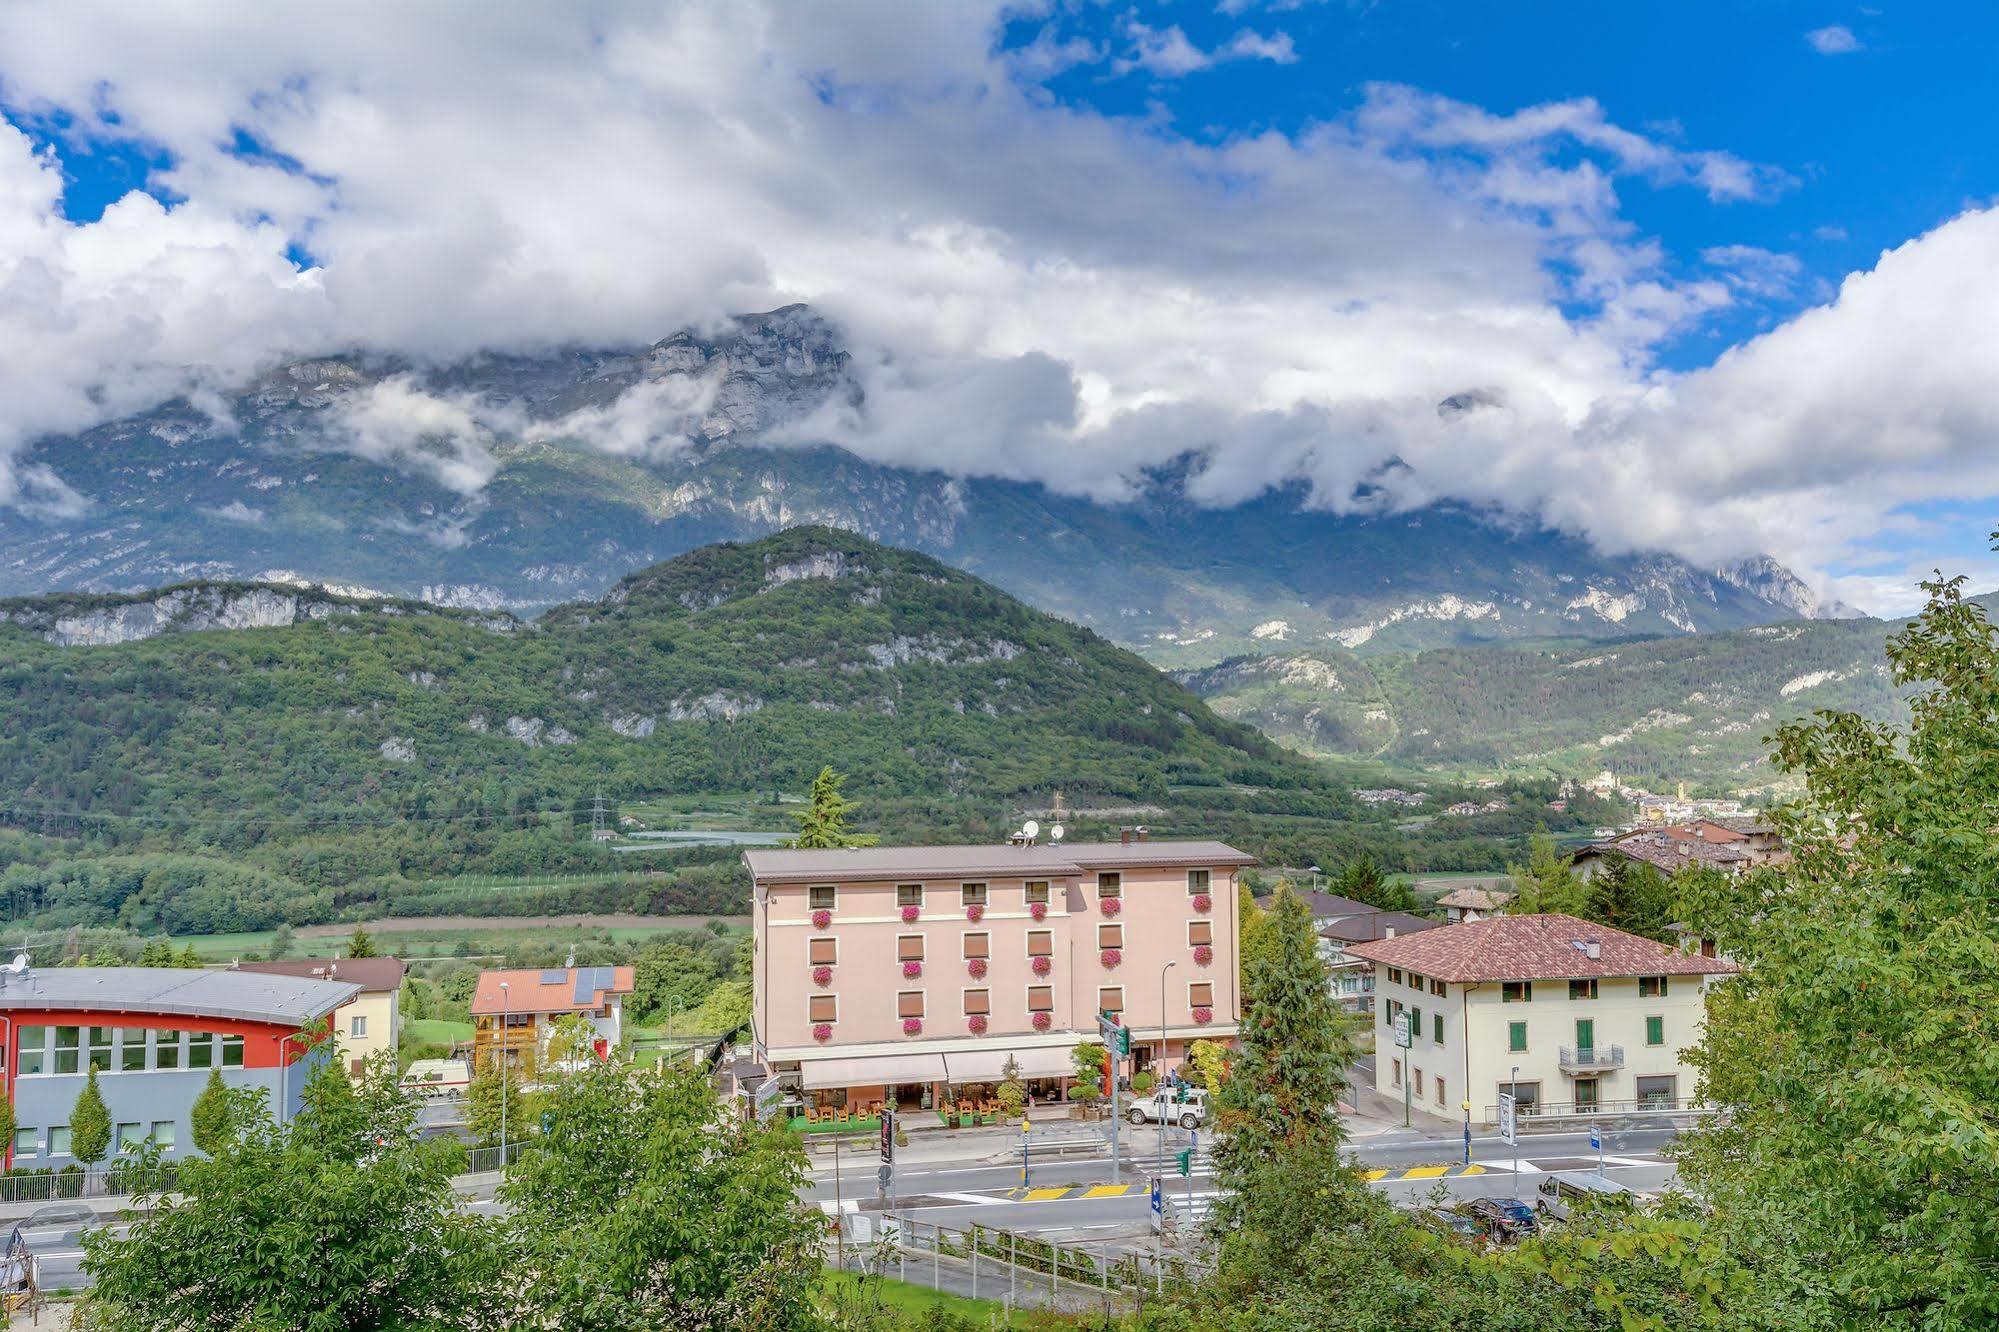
190;1068;233;1155
70;1066;112;1171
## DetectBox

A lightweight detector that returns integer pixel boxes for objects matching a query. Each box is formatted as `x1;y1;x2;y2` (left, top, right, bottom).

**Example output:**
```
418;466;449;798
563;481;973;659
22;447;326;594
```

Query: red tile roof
1574;833;1749;873
471;966;634;1017
235;957;407;993
1343;913;1739;983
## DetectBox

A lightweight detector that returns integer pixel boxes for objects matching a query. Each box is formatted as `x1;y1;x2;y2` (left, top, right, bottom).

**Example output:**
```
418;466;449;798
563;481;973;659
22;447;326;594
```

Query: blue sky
0;2;1993;611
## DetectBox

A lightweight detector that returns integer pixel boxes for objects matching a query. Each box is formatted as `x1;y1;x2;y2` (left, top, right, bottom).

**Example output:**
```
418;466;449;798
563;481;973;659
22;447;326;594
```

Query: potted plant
901;904;921;923
811;909;832;930
1193;943;1214;966
1100;897;1122;918
903;1017;924;1037
1100;948;1122;968
1132;1069;1155;1096
1070;1081;1101;1120
967;1013;989;1035
1031;955;1052;977
812;1023;833;1042
1031;1011;1052;1031
1029;901;1048;922
1191;892;1212;914
966;903;984;923
902;960;923;979
1192;1006;1214;1025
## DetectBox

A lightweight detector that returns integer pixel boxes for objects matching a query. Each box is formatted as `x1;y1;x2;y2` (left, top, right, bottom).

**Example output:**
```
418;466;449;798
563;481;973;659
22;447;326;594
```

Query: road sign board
1392;1012;1413;1048
877;1164;892;1189
1589;1125;1601;1151
880;1109;895;1165
1150;1176;1163;1231
1496;1092;1517;1144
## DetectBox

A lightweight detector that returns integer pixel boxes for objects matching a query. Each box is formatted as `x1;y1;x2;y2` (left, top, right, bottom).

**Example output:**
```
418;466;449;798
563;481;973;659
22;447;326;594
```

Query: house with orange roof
470;965;634;1072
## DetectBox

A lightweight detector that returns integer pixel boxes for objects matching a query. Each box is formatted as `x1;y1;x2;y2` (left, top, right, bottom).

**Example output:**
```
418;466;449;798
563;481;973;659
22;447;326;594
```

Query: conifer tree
785;767;878;849
346;925;379;959
70;1066;112;1173
190;1069;233;1155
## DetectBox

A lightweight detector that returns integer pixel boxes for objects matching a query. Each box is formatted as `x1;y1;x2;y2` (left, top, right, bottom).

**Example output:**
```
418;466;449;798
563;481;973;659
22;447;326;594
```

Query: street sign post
1100;1011;1125;1184
1496;1092;1517;1143
879;1107;895;1204
754;1078;783;1124
1394;1011;1414;1126
1590;1123;1604;1179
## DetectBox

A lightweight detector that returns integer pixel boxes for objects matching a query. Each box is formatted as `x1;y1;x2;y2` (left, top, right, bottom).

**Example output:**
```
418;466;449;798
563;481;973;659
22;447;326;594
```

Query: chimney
1136;826;1149;842
1120;827;1134;846
1584;941;1601;960
1384;926;1396;940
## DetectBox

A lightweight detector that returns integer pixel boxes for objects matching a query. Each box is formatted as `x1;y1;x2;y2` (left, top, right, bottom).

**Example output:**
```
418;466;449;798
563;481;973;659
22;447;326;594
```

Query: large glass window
117;1122;144;1150
86;1027;113;1073
15;1026;45;1076
220;1035;245;1068
150;1121;176;1150
47;1127;71;1157
119;1030;147;1073
52;1027;80;1075
154;1030;182;1070
10;1129;34;1158
187;1034;214;1069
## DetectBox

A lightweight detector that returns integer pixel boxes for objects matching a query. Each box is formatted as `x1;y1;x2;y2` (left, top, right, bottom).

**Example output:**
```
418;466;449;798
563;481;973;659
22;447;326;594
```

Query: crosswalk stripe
1459;1164;1485;1175
1362;1169;1388;1181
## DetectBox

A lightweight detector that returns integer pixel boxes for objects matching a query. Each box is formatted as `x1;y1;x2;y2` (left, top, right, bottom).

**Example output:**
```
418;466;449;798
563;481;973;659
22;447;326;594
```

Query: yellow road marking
1458;1164;1485;1176
1082;1184;1134;1199
1024;1187;1069;1201
1362;1169;1387;1181
1402;1165;1450;1179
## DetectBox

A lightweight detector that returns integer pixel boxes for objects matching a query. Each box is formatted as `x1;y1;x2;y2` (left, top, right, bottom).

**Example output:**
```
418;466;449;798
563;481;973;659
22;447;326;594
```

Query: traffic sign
1392;1012;1413;1048
880;1108;895;1165
1149;1176;1162;1230
1589;1125;1601;1151
1496;1092;1517;1144
877;1164;892;1189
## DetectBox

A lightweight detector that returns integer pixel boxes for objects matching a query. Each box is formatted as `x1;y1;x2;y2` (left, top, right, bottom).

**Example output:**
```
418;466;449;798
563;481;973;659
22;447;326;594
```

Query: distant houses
1570;818;1785;880
1259;889;1440;1014
235;956;406;1077
470;966;634;1071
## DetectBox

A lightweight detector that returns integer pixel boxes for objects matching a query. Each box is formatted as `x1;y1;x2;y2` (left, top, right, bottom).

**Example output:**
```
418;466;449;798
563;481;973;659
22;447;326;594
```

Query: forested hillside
1181;611;1921;791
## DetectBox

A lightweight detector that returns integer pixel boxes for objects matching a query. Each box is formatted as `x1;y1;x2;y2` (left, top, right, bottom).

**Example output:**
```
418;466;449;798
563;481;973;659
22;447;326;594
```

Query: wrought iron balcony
1558;1044;1625;1073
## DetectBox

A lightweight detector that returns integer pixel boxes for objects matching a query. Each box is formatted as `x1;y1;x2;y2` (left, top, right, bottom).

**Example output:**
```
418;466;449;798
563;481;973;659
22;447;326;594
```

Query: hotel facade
745;837;1253;1113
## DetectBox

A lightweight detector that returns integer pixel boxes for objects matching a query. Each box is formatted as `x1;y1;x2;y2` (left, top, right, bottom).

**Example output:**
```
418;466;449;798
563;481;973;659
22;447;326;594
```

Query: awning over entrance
798;1053;950;1089
938;1047;1074;1082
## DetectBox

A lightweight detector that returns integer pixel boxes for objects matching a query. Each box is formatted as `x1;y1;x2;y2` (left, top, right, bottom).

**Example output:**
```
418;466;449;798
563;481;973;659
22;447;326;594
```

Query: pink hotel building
745;837;1254;1111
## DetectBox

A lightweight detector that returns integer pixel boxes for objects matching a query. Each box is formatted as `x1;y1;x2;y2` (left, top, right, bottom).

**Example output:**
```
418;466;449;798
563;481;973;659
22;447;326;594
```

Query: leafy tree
1582;855;1678;942
137;938;174;966
492;1060;820;1330
0;1086;14;1158
631;932;729;1020
400;976;431;1022
266;923;294;961
466;1055;540;1150
189;1069;234;1155
1507;830;1588;915
346;924;379;958
785;766;878;849
70;1066;112;1172
175;944;202;968
1188;1038;1232;1090
1677;568;1999;1329
995;1055;1026;1118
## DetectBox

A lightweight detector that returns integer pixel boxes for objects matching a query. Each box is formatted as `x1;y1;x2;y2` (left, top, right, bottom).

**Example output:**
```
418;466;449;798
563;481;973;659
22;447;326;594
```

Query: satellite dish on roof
1049;823;1064;842
1022;820;1040;840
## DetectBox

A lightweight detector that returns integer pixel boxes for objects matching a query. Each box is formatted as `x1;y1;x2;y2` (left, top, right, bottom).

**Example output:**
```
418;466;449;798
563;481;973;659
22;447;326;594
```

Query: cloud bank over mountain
0;1;1988;611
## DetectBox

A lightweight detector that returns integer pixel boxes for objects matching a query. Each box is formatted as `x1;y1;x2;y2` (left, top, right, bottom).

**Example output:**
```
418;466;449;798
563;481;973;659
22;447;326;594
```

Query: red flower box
1032;1011;1052;1031
967;1014;989;1035
1100;948;1122;968
1030;956;1052;976
967;957;988;979
1029;902;1048;922
966;904;984;923
902;1017;923;1036
812;965;833;986
812;1023;833;1042
1100;898;1122;918
811;909;832;930
1192;1006;1213;1025
902;960;923;979
1192;893;1212;914
901;904;921;923
1192;944;1214;966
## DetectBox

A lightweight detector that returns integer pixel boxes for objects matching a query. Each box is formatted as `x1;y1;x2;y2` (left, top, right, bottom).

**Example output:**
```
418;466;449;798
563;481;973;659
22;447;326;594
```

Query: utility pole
591;786;608;839
498;980;511;1170
833;1134;844;1269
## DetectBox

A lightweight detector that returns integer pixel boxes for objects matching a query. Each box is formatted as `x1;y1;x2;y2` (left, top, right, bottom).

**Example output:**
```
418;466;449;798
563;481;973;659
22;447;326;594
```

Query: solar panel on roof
574;966;613;1004
540;969;568;985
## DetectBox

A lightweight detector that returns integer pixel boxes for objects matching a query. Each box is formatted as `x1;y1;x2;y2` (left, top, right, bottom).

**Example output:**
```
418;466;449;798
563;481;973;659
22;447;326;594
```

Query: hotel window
1502;981;1532;1003
221;1036;245;1068
1508;1021;1528;1052
1026;930;1053;957
808;937;839;966
1097;872;1121;899
1024;881;1049;906
897;884;924;908
1639;976;1669;998
150;1121;176;1150
48;1127;71;1158
1027;985;1054;1012
10;1129;33;1159
52;1027;80;1075
1098;987;1124;1015
1435;1077;1446;1108
117;1122;144;1150
808;995;838;1024
808;885;836;911
1413;1069;1424;1097
1188;981;1214;1008
1431;979;1447;998
119;1031;147;1073
189;1034;215;1070
961;882;987;907
1187;869;1210;895
1385;999;1402;1025
897;934;925;962
962;932;990;959
1188;920;1213;947
1432;1013;1444;1045
1646;1015;1665;1047
1568;979;1599;1000
351;1016;369;1040
1409;973;1425;991
1098;924;1123;949
964;989;990;1015
897;991;925;1019
154;1030;182;1070
1388;968;1403;986
86;1027;113;1073
15;1026;44;1076
1391;1059;1402;1088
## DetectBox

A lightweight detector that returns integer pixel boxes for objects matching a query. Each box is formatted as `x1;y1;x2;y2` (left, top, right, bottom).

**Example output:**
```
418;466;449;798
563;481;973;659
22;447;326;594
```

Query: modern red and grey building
0;966;358;1166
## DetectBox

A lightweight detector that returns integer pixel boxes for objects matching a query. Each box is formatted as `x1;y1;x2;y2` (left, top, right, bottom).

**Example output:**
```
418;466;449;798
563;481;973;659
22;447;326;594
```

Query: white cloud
1115;22;1298;77
1806;25;1862;55
0;1;1980;614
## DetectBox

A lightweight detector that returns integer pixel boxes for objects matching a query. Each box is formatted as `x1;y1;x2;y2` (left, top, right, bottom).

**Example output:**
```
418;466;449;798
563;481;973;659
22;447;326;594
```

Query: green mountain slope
1180;613;1924;792
0;528;1381;932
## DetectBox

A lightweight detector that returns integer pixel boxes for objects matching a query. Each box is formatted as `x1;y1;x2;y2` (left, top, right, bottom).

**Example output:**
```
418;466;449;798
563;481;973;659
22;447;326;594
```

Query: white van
1535;1170;1636;1221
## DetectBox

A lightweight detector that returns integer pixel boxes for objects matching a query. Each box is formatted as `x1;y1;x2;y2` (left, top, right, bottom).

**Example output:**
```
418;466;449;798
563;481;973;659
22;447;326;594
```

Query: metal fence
830;1212;1196;1315
0;1164;181;1205
1482;1096;1710;1122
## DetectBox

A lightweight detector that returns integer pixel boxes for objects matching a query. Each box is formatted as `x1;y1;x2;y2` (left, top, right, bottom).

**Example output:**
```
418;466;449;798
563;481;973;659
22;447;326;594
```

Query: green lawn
406;1019;474;1047
817;1269;1025;1324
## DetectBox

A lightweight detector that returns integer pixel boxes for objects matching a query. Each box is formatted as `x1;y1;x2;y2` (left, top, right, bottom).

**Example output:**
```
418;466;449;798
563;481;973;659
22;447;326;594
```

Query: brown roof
1343;913;1739;983
235;956;407;994
471;966;634;1017
1435;887;1513;911
1575;833;1749;873
1318;910;1438;945
742;839;1254;885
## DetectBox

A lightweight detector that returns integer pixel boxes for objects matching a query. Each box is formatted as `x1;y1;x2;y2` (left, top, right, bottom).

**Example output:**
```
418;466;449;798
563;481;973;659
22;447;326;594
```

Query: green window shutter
1575;1018;1594;1051
1646;1015;1664;1046
1508;1021;1527;1052
1432;1014;1444;1044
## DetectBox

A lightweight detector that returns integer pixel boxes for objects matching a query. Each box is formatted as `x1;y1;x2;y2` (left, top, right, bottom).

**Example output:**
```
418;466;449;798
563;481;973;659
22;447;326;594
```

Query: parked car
20;1203;97;1245
1418;1206;1483;1241
1466;1196;1539;1239
1535;1171;1637;1222
1125;1088;1208;1129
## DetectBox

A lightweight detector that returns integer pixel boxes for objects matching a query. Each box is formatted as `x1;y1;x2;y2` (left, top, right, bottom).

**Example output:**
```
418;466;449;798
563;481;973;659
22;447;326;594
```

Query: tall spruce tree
785;767;878;849
70;1066;112;1172
1507;830;1588;915
345;925;379;959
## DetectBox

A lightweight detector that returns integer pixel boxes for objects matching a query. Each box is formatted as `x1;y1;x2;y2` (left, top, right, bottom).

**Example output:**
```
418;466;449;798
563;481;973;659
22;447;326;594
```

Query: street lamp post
666;997;681;1069
499;980;510;1170
1509;1064;1520;1183
1461;1099;1472;1165
1157;959;1177;1180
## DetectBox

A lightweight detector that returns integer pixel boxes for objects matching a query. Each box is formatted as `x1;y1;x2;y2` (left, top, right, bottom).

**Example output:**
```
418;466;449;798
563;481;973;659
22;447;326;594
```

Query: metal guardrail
1483;1096;1704;1121
1557;1045;1625;1071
